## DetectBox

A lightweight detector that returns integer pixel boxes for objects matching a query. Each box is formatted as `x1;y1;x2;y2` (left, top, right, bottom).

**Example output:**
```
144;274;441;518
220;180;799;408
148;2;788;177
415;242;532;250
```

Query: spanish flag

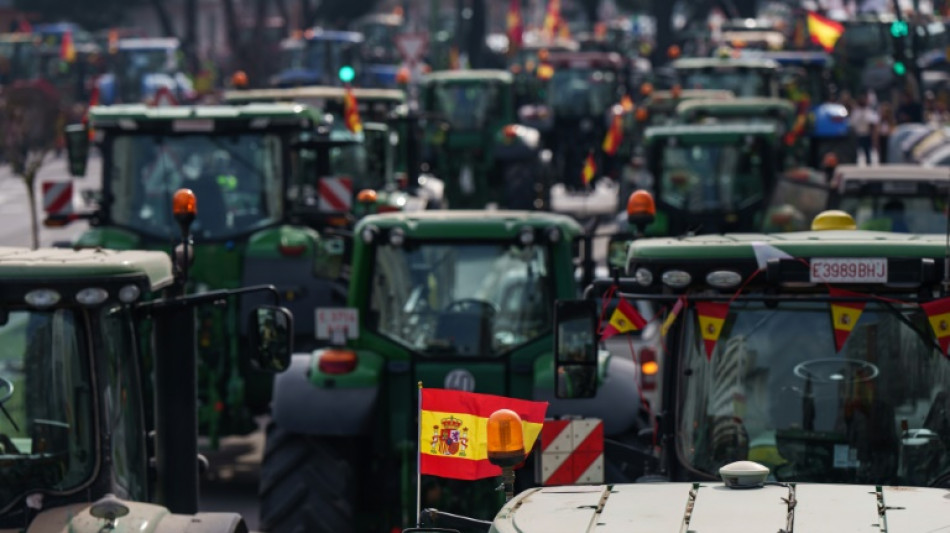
620;95;634;113
108;28;119;55
343;85;362;133
921;297;950;357
829;287;866;352
420;388;548;480
543;0;562;39
600;297;647;341
807;12;844;52
60;30;76;63
601;110;623;156
581;151;596;185
506;0;523;54
696;301;730;360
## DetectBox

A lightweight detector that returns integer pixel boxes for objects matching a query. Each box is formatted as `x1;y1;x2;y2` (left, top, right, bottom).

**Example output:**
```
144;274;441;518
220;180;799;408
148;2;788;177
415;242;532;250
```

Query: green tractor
419;70;548;210
55;103;344;446
0;206;292;531
260;210;654;532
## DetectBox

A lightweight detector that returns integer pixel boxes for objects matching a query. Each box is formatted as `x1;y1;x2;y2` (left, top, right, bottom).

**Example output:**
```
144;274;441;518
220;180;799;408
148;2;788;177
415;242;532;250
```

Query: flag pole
416;381;423;527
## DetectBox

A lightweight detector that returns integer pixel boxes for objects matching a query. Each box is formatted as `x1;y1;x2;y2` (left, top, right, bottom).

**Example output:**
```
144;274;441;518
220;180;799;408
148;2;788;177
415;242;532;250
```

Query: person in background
876;102;895;164
849;94;878;165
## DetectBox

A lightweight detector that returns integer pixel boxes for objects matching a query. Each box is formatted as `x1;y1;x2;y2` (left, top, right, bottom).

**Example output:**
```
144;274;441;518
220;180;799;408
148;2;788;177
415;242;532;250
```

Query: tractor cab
98;38;195;105
672;57;781;98
273;29;364;88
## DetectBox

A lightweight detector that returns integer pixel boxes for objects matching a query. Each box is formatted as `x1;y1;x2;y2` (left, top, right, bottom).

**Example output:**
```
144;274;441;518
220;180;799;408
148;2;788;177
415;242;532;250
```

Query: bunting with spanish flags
828;287;866;352
60;31;76;63
661;295;686;338
921;297;950;357
695;301;729;360
601;110;623;156
419;388;548;480
600;297;647;341
506;0;523;55
343;85;363;133
807;11;844;53
581;151;596;185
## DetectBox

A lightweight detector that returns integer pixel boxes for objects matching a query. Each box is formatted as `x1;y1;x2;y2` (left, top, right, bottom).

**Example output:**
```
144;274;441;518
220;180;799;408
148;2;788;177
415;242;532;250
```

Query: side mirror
554;300;598;399
247;305;294;373
607;232;634;270
64;123;89;177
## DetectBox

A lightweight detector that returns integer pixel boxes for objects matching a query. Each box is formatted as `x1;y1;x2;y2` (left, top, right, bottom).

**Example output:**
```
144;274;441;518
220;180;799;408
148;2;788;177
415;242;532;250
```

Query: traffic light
890;20;909;38
338;65;356;84
893;60;907;76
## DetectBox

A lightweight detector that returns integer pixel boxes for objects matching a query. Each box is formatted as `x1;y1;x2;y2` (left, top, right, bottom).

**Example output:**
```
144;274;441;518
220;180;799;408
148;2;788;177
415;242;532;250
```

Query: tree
0;84;61;249
13;0;145;31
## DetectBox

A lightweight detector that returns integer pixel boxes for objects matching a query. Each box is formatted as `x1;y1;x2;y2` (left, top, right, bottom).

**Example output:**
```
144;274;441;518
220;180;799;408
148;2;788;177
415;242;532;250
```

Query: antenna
944;172;950;296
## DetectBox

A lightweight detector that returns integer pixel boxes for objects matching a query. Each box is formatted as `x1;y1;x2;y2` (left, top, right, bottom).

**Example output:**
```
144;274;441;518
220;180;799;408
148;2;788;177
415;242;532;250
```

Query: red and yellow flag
921;297;950;357
343;85;362;133
581;151;596;185
420;388;548;480
601;111;624;155
829;287;866;352
60;31;76;63
807;12;844;52
696;301;730;360
108;28;119;55
506;0;523;54
600;297;647;341
620;94;634;113
543;0;562;39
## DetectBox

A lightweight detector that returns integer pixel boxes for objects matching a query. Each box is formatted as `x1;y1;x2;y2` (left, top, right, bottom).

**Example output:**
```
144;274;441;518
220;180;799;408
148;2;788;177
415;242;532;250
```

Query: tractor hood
490;482;950;532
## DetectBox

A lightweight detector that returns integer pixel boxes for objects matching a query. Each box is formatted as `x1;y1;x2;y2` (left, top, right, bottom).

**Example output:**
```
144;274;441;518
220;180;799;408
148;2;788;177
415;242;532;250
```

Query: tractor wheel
503;162;537;210
259;422;358;533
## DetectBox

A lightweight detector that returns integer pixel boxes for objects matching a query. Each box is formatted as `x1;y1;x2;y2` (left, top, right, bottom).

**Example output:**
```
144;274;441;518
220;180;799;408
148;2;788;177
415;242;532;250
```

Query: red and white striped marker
151;86;178;107
42;181;74;217
538;418;604;485
318;176;353;212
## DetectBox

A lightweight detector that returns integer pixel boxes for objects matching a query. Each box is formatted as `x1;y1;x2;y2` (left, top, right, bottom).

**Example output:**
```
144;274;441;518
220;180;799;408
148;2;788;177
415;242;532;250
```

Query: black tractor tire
502;162;538;210
259;422;358;533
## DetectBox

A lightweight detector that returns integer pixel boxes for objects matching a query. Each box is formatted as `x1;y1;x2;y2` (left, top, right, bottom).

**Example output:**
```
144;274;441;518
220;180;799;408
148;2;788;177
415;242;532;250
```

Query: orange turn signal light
635;107;649;122
667;44;681;59
503;124;519;139
642;360;659;376
172;188;197;217
487;409;525;467
821;152;839;169
357;189;378;204
627;190;656;218
318;348;358;375
639;82;653;97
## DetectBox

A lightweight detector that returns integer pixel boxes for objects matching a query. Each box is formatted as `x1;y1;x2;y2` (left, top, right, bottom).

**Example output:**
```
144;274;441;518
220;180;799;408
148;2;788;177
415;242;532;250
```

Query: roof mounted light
361;225;378;244
706;270;742;289
662;270;692;289
635;267;653;286
76;287;109;306
546;227;561;243
389;227;405;247
118;284;142;303
519;227;535;246
25;289;61;308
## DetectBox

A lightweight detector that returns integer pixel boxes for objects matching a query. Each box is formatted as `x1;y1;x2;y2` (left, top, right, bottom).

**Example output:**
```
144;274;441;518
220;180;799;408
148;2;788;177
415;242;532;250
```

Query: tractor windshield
368;241;553;357
547;68;618;118
678;67;772;97
678;299;950;486
656;138;770;214
107;133;284;241
0;40;40;83
839;194;947;233
428;81;504;131
0;310;96;513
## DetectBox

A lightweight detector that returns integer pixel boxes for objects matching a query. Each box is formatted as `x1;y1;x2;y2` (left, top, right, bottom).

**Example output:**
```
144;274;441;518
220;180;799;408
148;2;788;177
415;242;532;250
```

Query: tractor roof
675;97;795;116
672;57;779;70
740;50;834;67
831;164;950;191
421;69;513;84
645;122;779;141
117;37;179;50
546;51;624;69
645;90;735;106
356;210;583;239
88;103;319;131
0;247;173;290
222;86;405;105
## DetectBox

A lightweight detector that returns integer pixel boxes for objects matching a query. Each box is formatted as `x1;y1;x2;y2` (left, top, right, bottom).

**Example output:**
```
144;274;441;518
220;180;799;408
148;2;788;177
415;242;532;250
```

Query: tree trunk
250;0;269;87
300;0;313;29
184;0;199;72
25;173;38;250
150;0;178;38
581;0;600;29
221;0;245;74
652;0;674;68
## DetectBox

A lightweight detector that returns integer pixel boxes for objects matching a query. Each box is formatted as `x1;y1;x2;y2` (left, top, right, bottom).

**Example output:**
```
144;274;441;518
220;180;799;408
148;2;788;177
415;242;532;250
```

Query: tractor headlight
76;287;109;306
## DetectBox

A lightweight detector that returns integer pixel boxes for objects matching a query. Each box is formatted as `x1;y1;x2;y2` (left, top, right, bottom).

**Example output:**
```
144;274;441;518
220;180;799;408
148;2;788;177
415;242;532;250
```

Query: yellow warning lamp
538;48;550;62
642;359;659;376
396;66;410;85
231;70;248;89
537;63;554;80
821;152;839;170
172;188;197;229
639;82;653;97
811;210;857;231
487;409;526;501
357;189;378;204
667;44;681;60
635;107;649;123
627;190;656;234
671;84;683;99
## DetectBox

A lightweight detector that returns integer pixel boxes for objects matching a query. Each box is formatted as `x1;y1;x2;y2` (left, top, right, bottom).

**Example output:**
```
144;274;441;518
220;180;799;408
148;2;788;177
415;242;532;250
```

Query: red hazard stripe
546;422;604;485
44;184;71;214
319;179;350;211
541;419;571;452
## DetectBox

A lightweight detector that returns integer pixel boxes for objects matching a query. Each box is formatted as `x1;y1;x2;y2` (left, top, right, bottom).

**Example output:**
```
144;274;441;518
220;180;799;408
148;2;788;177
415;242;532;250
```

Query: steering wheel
793;358;879;384
445;299;497;318
0;376;12;405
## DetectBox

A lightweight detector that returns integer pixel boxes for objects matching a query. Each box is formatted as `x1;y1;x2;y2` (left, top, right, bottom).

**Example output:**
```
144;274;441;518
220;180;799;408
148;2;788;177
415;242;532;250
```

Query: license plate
810;258;887;283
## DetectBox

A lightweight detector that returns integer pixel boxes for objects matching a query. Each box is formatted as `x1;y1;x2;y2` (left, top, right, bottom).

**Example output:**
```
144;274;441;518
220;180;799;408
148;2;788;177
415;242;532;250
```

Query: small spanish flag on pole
921;297;950;357
695;301;730;360
828;287;866;352
343;85;363;133
600;297;647;341
419;388;547;481
601;108;624;156
806;11;844;53
60;30;76;63
581;151;596;186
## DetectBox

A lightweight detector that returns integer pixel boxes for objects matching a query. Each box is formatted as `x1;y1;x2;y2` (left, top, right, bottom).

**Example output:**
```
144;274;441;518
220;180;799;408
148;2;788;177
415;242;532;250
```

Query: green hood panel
76;227;142;250
245;225;321;261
